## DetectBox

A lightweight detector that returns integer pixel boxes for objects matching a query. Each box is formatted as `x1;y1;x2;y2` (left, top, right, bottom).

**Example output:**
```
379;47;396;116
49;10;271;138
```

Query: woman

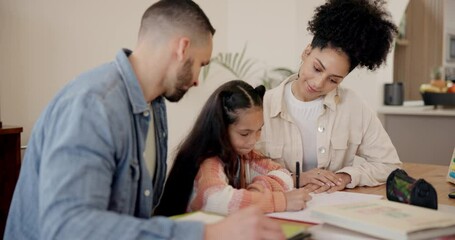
259;0;402;193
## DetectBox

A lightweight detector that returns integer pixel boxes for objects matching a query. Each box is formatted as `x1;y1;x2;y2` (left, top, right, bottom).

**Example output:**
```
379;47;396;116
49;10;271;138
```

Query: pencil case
386;168;438;210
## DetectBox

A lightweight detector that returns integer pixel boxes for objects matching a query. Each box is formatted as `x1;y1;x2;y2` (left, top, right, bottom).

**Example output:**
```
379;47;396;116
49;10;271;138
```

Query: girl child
155;80;311;216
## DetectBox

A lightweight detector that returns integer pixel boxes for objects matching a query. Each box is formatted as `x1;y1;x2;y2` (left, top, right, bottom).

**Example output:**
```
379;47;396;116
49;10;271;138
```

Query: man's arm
205;206;285;240
39;95;204;240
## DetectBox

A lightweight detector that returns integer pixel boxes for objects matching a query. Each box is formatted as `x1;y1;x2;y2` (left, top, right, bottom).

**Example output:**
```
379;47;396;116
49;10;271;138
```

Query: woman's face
228;107;263;156
293;46;350;102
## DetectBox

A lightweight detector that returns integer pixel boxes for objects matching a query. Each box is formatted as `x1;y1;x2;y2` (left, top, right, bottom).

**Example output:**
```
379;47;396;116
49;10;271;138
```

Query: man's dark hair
139;0;215;42
308;0;398;71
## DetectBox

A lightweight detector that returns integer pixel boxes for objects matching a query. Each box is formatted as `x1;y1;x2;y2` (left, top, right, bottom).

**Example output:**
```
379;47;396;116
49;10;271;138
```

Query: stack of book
311;199;455;240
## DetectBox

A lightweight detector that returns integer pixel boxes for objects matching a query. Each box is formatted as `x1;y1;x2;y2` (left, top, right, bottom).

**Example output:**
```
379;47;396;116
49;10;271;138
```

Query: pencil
295;161;300;189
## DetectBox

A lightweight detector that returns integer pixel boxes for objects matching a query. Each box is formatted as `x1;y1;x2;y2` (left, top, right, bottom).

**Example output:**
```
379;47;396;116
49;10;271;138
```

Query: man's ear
176;37;191;62
301;45;312;61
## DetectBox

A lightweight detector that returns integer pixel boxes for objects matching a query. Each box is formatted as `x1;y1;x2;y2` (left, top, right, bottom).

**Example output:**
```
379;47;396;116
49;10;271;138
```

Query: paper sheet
175;212;224;224
267;191;383;224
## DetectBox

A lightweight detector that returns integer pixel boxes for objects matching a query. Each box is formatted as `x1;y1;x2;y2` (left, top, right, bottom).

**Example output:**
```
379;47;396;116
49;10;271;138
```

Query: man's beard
165;58;193;102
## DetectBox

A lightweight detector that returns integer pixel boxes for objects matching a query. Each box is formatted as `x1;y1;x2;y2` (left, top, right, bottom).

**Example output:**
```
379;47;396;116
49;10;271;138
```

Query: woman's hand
299;168;342;187
301;170;351;193
284;188;312;211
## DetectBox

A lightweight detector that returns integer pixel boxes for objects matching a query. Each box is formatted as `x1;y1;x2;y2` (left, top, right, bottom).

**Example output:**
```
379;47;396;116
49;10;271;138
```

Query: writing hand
284;188;312;211
205;206;285;240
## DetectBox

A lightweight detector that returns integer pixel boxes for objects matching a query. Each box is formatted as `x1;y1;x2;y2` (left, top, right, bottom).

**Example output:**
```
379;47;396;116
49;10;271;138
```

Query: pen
295;161;300;189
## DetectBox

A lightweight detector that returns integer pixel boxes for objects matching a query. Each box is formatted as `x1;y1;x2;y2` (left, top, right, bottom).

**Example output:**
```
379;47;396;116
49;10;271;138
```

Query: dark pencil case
386;168;438;210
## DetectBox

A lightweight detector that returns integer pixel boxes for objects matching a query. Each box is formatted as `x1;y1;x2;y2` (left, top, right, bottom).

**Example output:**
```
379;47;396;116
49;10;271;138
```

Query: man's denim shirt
5;49;204;240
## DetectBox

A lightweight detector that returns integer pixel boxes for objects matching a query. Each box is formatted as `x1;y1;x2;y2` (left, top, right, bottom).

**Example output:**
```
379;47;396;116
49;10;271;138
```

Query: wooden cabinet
0;126;23;237
393;0;444;101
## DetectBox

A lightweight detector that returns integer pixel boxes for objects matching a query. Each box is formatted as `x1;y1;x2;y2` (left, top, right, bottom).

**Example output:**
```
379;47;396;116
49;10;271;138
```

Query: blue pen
295;161;300;189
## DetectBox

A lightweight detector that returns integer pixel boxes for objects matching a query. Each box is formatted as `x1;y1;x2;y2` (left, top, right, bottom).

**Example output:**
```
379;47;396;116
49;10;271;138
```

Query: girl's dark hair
155;80;265;216
307;0;398;71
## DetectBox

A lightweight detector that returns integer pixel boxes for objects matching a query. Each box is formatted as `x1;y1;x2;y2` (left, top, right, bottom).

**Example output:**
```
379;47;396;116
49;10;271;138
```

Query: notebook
267;191;383;224
311;199;455;240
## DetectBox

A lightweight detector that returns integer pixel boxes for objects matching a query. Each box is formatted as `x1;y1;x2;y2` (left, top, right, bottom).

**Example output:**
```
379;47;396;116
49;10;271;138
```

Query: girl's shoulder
245;150;269;161
246;150;284;169
200;156;225;169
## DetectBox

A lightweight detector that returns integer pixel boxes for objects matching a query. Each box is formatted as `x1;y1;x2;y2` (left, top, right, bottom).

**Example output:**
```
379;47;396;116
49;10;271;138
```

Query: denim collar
115;49;149;114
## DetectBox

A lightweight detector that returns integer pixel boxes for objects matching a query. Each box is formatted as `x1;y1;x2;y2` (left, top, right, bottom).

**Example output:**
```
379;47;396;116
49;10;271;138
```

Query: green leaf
201;64;211;82
201;43;294;87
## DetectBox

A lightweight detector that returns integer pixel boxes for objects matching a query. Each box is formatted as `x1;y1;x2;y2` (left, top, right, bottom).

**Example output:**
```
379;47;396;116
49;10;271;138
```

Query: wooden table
345;162;455;206
275;162;455;229
0;126;23;237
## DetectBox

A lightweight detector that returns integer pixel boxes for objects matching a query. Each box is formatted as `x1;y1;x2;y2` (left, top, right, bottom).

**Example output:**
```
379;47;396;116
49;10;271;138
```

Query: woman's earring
297;61;303;78
334;88;340;104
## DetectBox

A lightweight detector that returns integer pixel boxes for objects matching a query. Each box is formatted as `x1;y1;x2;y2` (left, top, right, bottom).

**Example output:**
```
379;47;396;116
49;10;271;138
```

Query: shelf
395;39;409;46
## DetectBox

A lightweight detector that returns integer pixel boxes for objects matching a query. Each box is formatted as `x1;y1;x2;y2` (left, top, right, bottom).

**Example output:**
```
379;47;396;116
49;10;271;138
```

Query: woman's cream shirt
258;75;402;188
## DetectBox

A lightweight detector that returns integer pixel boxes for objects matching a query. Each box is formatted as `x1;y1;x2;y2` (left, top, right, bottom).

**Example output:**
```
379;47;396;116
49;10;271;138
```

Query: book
308;223;384;240
267;191;383;224
311;199;455;240
174;211;310;240
447;147;455;184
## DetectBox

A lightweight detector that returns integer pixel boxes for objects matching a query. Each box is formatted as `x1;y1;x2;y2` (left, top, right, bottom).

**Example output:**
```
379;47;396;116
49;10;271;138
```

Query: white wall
0;0;408;162
0;0;227;155
0;0;156;143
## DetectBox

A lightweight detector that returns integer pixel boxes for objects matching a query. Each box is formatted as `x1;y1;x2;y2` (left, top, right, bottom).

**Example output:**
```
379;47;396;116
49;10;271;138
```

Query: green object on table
172;211;311;240
281;223;311;240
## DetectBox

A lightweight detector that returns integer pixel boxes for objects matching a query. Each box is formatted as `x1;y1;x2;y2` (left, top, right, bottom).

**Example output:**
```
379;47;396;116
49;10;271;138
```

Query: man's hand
204;206;285;240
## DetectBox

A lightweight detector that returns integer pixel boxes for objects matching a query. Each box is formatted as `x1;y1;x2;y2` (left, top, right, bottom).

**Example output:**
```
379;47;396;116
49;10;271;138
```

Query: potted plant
202;44;295;90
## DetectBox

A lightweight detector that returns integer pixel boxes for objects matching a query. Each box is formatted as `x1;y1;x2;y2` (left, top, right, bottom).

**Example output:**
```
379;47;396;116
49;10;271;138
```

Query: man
5;0;285;239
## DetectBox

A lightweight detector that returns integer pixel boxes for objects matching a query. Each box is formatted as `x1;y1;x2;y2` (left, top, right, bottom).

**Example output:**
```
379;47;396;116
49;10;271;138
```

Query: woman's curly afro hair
307;0;398;71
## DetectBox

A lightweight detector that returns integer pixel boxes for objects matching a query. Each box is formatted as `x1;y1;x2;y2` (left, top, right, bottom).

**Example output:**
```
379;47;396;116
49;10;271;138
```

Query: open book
267;191;383;224
174;211;310;240
311;199;455;240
